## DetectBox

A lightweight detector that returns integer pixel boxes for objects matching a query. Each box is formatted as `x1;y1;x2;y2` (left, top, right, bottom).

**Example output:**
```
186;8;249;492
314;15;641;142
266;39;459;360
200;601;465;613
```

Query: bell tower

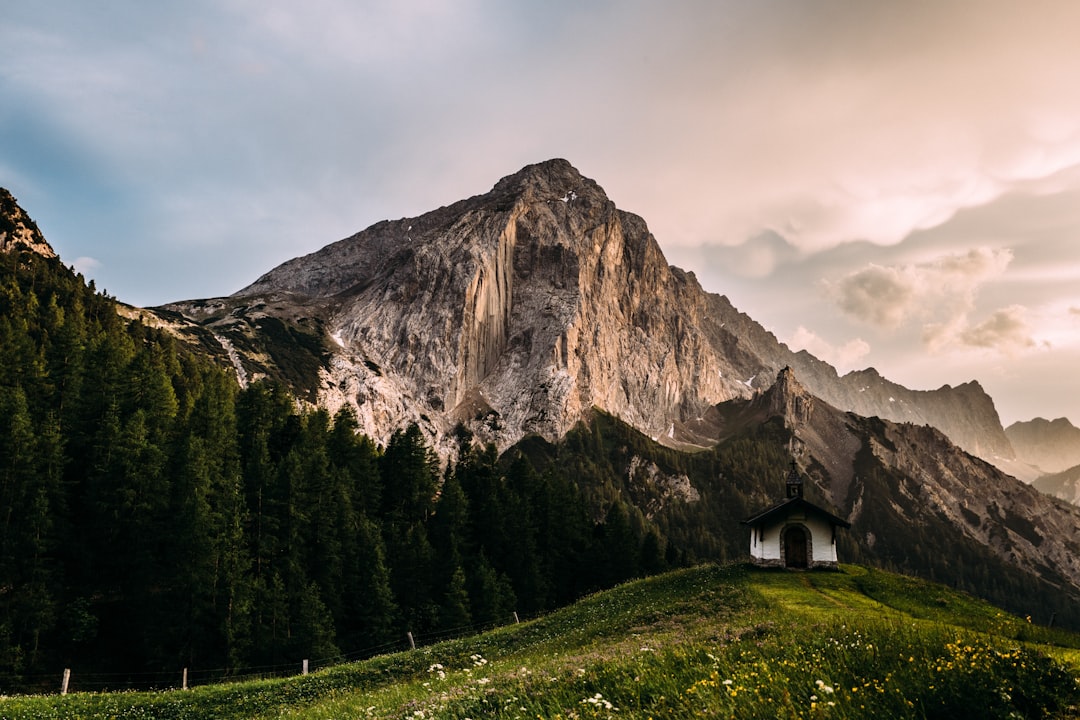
785;460;803;499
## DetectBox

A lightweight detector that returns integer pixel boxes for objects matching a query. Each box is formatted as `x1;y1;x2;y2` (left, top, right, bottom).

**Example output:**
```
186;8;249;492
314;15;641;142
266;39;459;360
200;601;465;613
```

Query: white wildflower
581;692;617;711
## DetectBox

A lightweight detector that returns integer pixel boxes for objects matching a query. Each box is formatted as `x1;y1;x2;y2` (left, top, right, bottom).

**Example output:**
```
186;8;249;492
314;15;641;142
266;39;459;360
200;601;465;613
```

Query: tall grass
2;565;1078;720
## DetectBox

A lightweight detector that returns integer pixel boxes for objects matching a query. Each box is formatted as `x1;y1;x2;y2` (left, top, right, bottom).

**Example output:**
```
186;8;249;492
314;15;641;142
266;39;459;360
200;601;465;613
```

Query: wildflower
581;692;617;711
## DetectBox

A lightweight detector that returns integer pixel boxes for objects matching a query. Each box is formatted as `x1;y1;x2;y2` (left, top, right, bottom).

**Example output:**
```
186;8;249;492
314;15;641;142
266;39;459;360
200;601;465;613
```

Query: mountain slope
157;161;1015;465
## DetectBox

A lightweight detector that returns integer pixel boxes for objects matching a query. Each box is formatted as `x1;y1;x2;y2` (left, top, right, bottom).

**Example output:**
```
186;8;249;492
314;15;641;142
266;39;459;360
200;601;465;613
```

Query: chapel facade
742;462;850;569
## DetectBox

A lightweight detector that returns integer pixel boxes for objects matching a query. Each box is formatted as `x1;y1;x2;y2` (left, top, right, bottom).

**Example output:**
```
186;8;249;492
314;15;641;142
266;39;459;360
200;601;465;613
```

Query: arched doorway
784;526;808;569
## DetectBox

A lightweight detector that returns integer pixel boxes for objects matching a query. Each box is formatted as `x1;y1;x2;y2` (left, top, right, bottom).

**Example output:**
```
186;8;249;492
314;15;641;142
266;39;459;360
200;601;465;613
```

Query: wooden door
785;526;808;568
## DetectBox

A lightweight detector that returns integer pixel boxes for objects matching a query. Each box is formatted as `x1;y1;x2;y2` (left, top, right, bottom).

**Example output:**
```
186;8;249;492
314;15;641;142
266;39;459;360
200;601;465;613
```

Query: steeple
785;460;803;499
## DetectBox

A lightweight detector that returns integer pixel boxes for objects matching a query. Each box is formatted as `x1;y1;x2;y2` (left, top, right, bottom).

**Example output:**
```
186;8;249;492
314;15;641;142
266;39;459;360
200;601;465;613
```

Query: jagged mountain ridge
159;160;1016;464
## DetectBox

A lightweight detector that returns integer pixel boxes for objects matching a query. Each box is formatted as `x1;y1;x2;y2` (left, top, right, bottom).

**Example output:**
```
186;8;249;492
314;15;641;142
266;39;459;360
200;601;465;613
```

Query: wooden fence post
302;659;309;675
61;668;71;695
513;611;520;624
182;667;188;690
407;631;416;650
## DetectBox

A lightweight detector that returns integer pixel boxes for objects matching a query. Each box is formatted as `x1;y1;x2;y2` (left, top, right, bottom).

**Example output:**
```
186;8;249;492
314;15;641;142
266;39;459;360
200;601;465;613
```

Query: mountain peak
497;158;581;187
488;158;609;207
0;188;56;259
762;366;815;429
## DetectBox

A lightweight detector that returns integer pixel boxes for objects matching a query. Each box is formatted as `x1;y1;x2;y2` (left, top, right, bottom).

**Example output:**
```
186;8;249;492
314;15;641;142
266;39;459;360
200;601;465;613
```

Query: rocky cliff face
157;160;1015;464
0;188;56;259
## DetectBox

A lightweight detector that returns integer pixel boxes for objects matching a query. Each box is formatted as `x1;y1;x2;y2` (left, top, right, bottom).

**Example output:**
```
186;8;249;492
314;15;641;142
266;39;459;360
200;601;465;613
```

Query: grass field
2;564;1078;719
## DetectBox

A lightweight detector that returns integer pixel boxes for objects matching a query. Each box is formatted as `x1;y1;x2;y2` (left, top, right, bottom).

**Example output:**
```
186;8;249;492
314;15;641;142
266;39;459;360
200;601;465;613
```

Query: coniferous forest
3;247;1080;694
0;248;706;690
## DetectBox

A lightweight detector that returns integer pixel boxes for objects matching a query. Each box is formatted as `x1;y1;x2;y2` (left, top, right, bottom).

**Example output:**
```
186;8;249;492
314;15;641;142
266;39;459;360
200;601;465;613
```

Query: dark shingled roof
741;496;851;529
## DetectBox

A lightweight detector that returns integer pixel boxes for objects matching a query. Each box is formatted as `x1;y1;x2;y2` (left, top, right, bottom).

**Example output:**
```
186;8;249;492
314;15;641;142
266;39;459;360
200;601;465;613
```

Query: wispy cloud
827;248;1014;334
956;306;1038;352
72;256;101;276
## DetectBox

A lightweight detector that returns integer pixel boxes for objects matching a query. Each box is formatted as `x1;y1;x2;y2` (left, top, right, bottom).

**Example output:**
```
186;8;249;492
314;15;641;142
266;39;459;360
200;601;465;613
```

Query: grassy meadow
2;564;1078;719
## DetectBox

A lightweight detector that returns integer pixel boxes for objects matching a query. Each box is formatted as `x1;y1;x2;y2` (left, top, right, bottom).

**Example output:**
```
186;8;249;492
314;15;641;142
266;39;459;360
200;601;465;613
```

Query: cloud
826;247;1046;356
957;306;1037;352
828;247;1013;330
634;2;1080;255
72;256;101;276
829;264;914;328
789;326;870;373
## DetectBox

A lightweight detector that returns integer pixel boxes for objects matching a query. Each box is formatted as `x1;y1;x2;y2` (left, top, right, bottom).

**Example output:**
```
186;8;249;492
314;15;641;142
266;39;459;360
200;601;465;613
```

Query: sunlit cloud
72;256;101;275
958;306;1038;352
827;248;1013;331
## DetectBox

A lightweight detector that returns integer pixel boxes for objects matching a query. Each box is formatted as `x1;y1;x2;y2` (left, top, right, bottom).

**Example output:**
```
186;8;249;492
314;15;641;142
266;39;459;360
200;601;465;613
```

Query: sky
3;1;1080;427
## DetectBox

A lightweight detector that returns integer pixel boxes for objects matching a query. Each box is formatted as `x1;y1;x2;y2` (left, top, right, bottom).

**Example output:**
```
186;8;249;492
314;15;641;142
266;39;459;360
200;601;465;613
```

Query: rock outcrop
0;188;56;259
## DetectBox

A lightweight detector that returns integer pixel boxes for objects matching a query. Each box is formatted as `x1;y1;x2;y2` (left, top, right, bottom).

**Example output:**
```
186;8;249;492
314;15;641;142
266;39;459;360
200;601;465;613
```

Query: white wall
749;521;784;561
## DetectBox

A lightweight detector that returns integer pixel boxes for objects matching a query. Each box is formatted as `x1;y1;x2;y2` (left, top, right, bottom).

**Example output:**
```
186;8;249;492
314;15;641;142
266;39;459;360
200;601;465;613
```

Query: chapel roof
741;495;851;529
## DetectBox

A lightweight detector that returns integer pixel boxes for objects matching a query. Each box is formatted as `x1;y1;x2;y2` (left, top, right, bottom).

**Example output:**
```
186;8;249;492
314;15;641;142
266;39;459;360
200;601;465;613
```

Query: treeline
0;250;670;689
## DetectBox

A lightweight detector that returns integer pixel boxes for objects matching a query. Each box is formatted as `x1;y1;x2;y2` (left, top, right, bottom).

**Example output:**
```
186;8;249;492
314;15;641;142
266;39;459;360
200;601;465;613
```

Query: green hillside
3;564;1077;720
